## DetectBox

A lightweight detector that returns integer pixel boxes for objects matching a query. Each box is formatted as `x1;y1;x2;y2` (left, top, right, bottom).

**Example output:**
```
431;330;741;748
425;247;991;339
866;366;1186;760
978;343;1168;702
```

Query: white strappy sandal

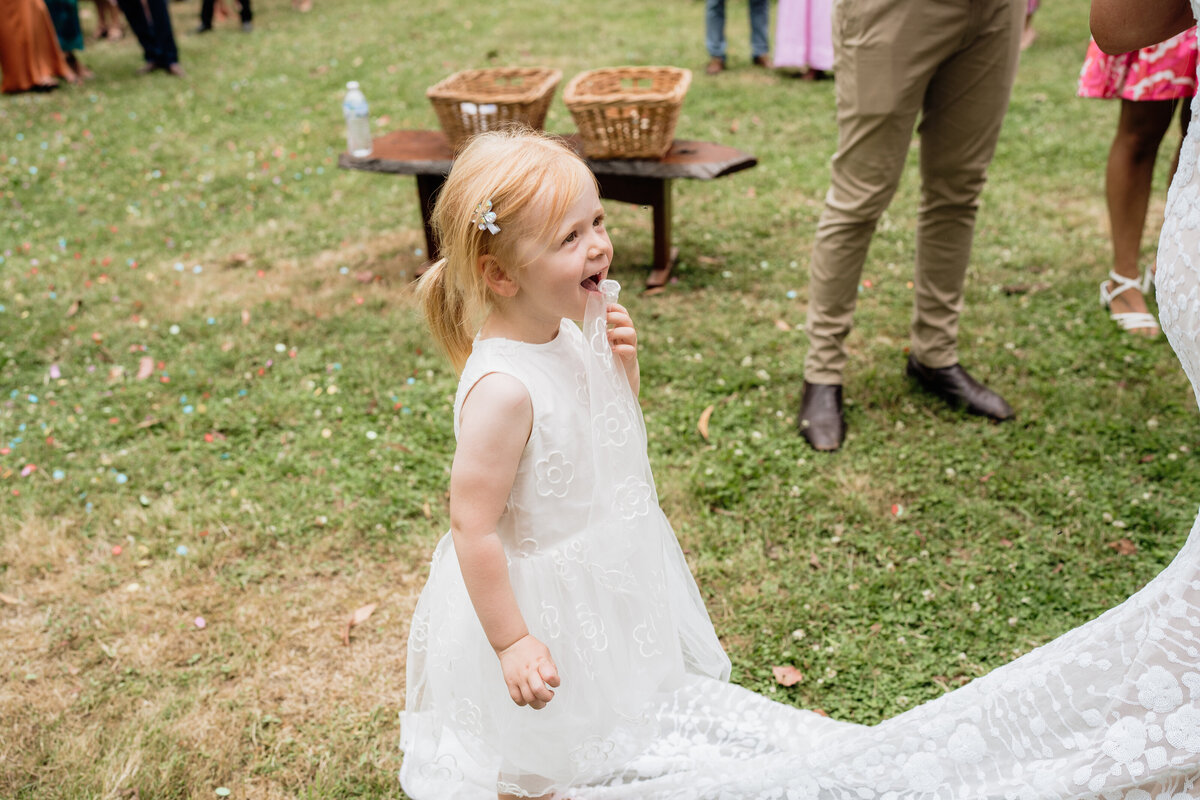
1099;269;1159;335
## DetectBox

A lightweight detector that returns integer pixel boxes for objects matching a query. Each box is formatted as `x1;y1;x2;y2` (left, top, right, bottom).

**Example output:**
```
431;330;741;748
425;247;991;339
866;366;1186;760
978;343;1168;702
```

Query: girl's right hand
496;634;560;709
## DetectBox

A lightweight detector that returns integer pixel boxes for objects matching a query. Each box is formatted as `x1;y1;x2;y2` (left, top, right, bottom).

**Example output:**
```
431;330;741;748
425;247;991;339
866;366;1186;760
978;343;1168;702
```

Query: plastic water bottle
343;81;372;158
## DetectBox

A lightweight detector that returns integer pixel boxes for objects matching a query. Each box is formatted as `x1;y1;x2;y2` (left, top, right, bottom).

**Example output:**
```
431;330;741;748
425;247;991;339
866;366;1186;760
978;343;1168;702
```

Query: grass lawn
3;0;1199;796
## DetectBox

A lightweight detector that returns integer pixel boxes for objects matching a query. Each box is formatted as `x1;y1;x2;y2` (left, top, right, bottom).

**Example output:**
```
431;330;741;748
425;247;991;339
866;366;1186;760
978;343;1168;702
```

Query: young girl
400;128;731;799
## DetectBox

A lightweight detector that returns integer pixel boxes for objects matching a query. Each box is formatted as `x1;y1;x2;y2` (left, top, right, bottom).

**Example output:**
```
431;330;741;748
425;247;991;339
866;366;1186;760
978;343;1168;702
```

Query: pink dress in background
1078;28;1199;101
773;0;833;71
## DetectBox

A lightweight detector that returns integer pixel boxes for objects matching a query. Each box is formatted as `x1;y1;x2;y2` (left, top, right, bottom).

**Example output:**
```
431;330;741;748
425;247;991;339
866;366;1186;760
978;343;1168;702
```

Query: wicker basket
426;67;562;149
563;66;691;159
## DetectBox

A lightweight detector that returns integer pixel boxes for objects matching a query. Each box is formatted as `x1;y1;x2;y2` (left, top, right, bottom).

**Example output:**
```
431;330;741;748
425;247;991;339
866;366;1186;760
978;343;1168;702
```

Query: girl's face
508;183;613;332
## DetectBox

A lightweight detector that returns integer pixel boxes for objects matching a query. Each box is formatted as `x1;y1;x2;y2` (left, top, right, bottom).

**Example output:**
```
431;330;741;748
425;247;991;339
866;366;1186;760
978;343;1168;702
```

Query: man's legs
911;0;1022;369
804;0;936;387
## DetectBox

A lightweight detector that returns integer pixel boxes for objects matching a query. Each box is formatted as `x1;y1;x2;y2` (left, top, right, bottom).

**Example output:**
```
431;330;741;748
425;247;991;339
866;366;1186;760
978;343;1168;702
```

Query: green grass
4;0;1200;796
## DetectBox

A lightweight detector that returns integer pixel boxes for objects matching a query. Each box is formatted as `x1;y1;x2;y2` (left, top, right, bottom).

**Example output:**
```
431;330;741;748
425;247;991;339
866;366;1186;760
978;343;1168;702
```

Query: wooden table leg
594;174;680;288
646;178;677;288
414;173;445;275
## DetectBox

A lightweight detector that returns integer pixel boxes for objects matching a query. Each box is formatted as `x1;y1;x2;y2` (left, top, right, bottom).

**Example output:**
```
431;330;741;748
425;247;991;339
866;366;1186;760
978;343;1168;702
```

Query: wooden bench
337;129;757;287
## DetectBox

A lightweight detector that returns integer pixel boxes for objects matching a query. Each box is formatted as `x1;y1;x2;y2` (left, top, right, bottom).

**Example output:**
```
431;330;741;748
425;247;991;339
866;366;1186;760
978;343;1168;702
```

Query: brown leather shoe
705;56;726;75
905;355;1014;421
752;54;772;68
165;63;186;77
797;381;845;451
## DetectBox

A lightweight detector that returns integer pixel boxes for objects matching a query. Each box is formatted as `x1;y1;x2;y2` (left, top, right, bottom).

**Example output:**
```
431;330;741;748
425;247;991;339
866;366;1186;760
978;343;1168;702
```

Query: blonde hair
416;127;597;372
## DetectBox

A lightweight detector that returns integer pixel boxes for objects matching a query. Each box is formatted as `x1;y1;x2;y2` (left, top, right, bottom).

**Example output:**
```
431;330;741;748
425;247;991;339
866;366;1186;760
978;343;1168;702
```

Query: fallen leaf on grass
772;665;804;686
808;554;821;570
698;405;715;441
342;602;378;646
0;593;22;605
774;319;791;332
1108;538;1137;556
66;299;81;317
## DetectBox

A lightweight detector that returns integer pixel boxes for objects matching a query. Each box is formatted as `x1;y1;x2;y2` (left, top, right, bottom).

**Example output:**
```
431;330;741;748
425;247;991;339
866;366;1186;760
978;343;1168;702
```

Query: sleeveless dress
399;292;731;799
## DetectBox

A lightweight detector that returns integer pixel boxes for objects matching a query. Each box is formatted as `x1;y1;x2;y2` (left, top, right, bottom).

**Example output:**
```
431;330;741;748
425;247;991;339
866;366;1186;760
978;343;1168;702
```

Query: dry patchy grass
1;512;431;798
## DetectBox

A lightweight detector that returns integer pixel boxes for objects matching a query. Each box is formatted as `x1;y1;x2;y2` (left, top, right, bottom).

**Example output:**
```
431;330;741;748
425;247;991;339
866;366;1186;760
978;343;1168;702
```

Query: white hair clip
472;199;500;235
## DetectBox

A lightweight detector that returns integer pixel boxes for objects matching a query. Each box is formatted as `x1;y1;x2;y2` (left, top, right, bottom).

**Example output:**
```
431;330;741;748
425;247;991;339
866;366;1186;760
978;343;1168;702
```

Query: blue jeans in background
705;0;770;60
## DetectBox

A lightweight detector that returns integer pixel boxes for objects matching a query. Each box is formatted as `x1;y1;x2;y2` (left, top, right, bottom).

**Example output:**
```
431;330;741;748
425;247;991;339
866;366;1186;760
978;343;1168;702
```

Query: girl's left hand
606;303;638;363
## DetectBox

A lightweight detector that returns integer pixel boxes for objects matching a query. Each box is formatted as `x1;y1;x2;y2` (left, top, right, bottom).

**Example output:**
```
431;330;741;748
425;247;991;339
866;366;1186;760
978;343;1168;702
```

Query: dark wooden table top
338;129;757;181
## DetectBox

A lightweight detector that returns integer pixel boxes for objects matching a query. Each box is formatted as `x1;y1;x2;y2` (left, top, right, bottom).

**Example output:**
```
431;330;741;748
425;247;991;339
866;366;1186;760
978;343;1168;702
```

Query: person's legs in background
1101;98;1180;335
705;0;726;74
749;0;770;66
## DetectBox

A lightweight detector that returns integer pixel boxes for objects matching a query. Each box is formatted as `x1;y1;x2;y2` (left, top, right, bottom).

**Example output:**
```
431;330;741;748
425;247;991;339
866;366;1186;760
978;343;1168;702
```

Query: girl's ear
479;255;519;297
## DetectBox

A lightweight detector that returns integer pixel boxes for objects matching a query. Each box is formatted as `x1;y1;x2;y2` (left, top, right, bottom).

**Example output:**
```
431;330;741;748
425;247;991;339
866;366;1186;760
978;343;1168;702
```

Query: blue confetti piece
27;395;37;404
52;469;65;481
183;405;194;414
786;290;798;299
115;473;128;484
406;377;415;385
176;545;189;556
207;317;216;325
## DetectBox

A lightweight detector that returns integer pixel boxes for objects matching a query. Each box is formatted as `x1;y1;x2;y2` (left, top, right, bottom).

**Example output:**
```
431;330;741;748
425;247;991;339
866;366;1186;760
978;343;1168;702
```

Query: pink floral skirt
1078;28;1199;102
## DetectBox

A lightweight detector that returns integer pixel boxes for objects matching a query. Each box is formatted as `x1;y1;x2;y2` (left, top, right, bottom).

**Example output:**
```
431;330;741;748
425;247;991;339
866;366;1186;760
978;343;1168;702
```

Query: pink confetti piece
20;464;36;477
194;616;207;629
49;364;61;379
136;357;154;380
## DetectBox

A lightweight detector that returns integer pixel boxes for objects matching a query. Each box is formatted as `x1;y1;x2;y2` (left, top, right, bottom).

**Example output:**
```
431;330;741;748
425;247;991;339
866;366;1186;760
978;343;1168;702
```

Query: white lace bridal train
572;19;1200;800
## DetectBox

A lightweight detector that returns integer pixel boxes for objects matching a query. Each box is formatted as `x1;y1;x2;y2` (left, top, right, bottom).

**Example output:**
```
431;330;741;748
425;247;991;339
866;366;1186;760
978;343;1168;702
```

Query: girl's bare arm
1090;0;1193;54
450;372;559;708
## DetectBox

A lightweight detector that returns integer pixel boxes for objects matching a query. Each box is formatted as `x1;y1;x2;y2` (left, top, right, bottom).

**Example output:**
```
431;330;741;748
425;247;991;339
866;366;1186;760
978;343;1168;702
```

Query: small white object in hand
600;279;621;304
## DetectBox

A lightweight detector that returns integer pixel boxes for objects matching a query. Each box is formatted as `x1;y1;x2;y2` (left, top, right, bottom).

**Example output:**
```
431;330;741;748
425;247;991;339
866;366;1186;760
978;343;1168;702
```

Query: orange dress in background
0;0;74;93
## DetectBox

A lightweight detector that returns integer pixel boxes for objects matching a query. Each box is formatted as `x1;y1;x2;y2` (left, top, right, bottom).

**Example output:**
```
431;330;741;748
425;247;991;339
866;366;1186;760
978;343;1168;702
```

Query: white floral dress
399;295;732;799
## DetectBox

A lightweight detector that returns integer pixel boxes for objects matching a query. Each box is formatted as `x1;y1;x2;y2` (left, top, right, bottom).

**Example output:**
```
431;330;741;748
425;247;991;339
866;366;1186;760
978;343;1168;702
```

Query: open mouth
580;270;604;291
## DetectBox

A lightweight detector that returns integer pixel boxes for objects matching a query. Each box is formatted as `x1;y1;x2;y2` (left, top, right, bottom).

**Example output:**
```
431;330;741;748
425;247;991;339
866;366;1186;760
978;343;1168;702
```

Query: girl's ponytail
417;257;474;374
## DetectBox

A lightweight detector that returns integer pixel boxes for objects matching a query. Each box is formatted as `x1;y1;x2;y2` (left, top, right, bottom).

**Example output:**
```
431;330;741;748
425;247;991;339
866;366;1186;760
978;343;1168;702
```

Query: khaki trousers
804;0;1024;384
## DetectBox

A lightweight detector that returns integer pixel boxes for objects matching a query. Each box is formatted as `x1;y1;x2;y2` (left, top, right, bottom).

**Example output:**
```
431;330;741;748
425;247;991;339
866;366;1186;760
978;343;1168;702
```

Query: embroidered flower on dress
613;475;652;519
450;698;483;736
1137;665;1184;712
570;735;616;770
633;621;663;658
539;602;561;639
594;400;631;446
947;723;987;764
1102;716;1147;763
576;604;609;651
1165;704;1200;752
534;451;574;498
419;753;463;781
